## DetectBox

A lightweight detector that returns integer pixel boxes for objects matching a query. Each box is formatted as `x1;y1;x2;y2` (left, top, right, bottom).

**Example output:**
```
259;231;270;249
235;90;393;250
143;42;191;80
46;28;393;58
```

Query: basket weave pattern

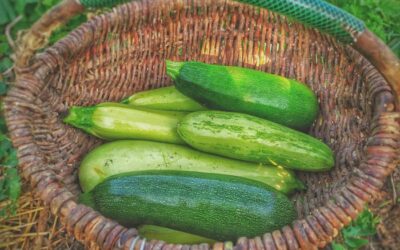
5;0;400;249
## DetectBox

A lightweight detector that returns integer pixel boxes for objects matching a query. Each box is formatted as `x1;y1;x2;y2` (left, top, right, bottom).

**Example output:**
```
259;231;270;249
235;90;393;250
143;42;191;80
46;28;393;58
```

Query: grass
327;0;400;57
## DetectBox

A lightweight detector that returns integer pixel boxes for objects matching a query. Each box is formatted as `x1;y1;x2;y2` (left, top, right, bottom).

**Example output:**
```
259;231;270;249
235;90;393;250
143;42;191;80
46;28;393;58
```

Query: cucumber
122;86;207;111
138;225;216;244
79;170;297;241
177;111;334;171
167;61;318;131
63;103;186;144
79;140;304;193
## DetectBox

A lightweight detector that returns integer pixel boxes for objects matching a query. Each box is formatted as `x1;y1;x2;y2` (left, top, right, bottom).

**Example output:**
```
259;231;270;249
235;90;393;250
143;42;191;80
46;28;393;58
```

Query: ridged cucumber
177;111;334;171
122;86;207;111
167;60;318;131
79;140;304;193
63;103;186;144
79;170;297;241
138;225;216;244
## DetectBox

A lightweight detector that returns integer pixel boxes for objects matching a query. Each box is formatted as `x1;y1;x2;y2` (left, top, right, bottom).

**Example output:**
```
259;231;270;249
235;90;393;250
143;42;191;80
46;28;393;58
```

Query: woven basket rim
5;0;400;249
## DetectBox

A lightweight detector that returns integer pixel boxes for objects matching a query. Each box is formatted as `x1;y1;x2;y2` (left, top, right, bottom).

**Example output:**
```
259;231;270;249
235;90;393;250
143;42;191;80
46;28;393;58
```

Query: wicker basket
4;0;400;249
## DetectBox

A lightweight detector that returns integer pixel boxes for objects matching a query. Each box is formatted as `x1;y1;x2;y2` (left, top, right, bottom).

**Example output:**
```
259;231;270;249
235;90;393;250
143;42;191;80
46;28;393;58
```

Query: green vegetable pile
1;0;391;247
66;61;335;242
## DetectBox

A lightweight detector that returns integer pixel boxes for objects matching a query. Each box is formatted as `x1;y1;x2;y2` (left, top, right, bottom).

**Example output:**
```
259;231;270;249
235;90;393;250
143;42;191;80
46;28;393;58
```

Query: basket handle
15;0;400;106
236;0;400;107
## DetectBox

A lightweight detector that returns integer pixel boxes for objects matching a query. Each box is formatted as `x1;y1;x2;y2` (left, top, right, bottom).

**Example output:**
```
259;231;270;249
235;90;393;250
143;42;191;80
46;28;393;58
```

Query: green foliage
0;69;20;216
0;132;21;216
0;0;87;70
0;0;87;47
0;168;21;217
327;0;400;57
0;94;19;215
0;0;16;26
332;208;380;250
0;34;12;72
0;0;85;217
0;80;8;95
332;242;347;250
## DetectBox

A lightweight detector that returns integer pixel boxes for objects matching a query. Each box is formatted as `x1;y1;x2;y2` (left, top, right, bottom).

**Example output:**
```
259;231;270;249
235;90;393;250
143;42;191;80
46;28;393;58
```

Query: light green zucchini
63;103;186;144
177;111;334;171
122;86;207;111
79;140;304;193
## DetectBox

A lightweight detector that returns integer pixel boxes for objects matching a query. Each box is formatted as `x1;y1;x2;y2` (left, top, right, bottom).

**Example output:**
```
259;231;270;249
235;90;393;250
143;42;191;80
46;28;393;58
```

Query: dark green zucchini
80;171;297;241
167;60;318;131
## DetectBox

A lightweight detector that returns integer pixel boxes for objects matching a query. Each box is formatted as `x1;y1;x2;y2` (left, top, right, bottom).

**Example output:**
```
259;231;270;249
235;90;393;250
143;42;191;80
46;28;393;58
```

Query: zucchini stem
63;106;96;129
166;60;184;81
79;192;96;208
120;97;130;104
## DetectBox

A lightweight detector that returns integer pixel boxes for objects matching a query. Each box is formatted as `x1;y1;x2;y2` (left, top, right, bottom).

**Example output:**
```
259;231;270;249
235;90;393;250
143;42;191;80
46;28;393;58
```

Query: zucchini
63;103;186;144
79;140;304;193
177;111;334;171
167;60;318;131
79;170;297;241
138;225;216;244
122;86;207;111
